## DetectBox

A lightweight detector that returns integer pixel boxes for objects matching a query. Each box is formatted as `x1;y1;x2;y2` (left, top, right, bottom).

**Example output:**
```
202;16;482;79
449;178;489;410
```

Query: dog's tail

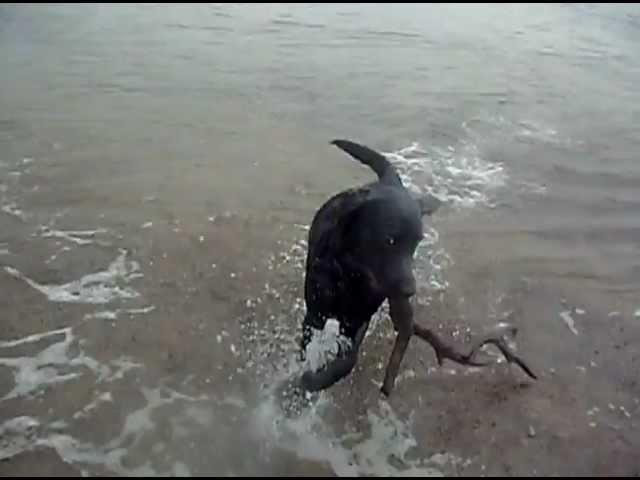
331;139;401;185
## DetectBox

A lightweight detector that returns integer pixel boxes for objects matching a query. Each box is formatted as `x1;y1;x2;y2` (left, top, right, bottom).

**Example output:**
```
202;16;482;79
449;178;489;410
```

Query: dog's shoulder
305;184;372;263
310;184;373;231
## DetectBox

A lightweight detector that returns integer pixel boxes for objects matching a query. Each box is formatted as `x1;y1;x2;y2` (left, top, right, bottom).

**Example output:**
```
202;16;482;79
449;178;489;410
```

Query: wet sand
1;165;639;475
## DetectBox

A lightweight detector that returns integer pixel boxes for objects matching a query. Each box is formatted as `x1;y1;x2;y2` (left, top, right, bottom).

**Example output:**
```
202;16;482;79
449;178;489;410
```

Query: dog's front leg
300;321;368;392
381;297;413;397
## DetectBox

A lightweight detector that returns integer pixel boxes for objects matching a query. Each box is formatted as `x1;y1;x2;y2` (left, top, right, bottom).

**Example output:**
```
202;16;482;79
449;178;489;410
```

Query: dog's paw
299;370;316;392
380;383;392;397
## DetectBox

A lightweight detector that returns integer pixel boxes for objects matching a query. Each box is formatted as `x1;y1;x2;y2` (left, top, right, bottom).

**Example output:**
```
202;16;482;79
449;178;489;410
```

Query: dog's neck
338;254;376;288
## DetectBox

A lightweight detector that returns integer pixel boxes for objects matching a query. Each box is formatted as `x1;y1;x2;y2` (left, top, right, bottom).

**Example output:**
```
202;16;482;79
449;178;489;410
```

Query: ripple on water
0;327;142;401
4;249;142;304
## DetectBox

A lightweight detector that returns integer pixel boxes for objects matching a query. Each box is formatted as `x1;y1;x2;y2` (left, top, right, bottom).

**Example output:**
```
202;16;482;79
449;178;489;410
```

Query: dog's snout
399;279;416;297
382;259;417;298
390;275;416;298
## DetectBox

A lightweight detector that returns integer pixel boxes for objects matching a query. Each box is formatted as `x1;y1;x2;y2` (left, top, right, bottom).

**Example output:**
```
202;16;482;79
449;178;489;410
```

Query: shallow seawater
1;3;640;477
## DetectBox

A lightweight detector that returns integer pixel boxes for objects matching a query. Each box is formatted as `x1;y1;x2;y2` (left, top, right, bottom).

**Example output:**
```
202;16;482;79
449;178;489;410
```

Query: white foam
0;243;9;255
4;249;141;304
40;227;107;246
141;222;153;229
1;202;26;220
83;306;155;321
348;402;458;476
117;388;203;446
106;358;143;382
0;382;206;475
0;328;86;401
0;326;70;349
126;305;155;315
45;245;72;264
73;392;114;419
84;311;119;321
44;387;205;475
0;416;40;460
0;327;140;401
384;141;506;210
0;416;40;436
559;310;579;335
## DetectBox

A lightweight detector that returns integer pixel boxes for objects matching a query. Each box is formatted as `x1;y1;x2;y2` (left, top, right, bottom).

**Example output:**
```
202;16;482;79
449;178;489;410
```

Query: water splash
302;319;352;374
414;225;453;297
252;380;459;476
240;226;464;476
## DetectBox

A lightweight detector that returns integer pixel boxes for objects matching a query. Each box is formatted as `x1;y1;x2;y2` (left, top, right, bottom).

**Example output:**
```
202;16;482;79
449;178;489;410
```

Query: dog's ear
417;193;443;216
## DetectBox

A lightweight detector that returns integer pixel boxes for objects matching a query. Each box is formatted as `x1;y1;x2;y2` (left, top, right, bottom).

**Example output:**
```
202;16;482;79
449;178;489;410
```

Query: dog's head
331;140;442;299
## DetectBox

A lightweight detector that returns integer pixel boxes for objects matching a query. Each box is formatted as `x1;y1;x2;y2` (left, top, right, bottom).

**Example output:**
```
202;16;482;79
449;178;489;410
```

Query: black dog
299;139;536;396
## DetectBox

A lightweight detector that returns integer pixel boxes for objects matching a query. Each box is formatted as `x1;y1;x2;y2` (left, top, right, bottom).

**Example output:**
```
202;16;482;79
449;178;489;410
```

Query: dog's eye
386;236;395;246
